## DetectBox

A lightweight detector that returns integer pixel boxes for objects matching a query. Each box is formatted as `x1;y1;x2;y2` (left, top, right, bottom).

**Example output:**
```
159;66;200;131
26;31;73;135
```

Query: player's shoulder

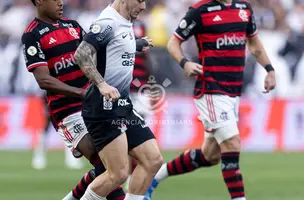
22;19;43;40
234;0;253;9
192;0;215;9
59;17;81;27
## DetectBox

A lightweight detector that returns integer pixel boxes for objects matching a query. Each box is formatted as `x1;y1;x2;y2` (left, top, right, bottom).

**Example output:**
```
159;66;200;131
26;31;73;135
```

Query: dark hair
31;0;36;6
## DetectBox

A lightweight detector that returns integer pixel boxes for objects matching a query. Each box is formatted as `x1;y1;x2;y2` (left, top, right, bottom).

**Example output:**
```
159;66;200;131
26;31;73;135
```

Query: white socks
232;197;246;200
154;163;169;182
80;186;106;200
62;191;77;200
124;193;145;200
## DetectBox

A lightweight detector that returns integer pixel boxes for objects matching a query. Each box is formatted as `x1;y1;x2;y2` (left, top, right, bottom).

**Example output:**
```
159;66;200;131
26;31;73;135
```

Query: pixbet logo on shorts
216;34;246;49
132;76;171;114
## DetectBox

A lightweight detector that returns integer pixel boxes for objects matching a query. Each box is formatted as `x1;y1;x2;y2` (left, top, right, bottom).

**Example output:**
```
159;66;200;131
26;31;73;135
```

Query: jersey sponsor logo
69;28;80;39
62;23;73;28
239;9;249;22
122;33;128;39
118;99;130;107
181;20;196;37
103;96;113;110
122;52;135;66
96;25;113;41
207;5;222;12
22;44;28;63
49;37;57;44
213;15;222;22
36;42;45;59
54;54;76;74
235;3;247;9
39;27;50;35
27;46;37;56
216;34;246;49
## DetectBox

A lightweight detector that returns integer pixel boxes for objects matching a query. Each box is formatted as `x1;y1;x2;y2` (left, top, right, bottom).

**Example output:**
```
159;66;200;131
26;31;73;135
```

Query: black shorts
84;109;155;152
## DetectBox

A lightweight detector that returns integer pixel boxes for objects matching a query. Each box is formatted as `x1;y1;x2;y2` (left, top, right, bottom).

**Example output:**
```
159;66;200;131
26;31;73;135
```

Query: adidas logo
49;37;57;44
213;15;222;22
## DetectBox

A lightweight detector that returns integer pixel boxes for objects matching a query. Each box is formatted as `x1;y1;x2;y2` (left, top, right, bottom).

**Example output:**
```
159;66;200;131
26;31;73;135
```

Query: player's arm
75;21;120;100
246;5;276;93
167;7;203;77
32;67;85;98
22;33;85;98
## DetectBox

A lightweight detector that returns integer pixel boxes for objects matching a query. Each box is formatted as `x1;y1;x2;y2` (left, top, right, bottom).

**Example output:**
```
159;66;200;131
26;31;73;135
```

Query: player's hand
141;36;153;52
184;62;203;77
263;71;276;93
98;82;120;101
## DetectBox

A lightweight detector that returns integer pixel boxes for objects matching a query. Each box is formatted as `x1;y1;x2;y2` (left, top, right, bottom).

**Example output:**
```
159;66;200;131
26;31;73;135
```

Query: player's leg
145;135;221;199
32;112;51;169
81;119;130;200
59;113;125;200
64;145;83;169
124;109;163;199
215;127;245;199
208;95;246;200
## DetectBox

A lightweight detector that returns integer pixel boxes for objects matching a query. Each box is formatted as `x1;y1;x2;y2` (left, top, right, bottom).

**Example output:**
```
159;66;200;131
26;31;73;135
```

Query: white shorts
58;112;88;158
129;93;151;116
195;94;240;144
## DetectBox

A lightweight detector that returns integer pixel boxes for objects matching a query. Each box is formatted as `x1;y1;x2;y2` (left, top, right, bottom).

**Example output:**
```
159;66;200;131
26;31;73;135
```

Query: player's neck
37;12;59;25
111;1;131;21
216;0;233;5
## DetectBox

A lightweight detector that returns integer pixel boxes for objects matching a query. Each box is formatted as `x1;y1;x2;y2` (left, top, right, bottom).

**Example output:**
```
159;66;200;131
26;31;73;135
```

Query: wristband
265;64;274;72
179;58;189;69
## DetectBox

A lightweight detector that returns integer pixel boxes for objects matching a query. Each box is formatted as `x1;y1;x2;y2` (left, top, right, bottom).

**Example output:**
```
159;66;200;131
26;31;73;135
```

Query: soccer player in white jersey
74;0;163;200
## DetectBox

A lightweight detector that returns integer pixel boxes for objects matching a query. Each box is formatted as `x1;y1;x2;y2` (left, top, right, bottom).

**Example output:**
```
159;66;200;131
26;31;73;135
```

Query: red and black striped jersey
131;20;149;93
174;0;257;98
21;17;89;129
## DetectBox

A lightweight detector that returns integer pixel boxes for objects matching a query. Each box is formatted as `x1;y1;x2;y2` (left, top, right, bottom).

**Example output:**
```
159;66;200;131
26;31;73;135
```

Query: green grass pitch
0;151;303;200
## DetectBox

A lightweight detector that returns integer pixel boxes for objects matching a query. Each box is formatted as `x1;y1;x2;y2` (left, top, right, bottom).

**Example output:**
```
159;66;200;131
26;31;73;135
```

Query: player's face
39;0;64;20
127;0;146;20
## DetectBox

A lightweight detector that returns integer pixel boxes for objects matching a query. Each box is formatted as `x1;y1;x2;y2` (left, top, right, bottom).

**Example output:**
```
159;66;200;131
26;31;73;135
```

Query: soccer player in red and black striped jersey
22;1;125;200
145;0;276;200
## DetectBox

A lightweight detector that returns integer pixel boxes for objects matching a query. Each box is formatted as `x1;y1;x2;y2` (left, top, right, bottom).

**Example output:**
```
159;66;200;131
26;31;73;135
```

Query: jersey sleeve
21;32;47;72
83;19;116;51
174;7;202;42
246;4;258;37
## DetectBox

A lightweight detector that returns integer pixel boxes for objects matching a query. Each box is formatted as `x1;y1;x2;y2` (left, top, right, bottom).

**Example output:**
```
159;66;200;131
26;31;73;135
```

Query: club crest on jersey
69;28;79;39
239;10;249;21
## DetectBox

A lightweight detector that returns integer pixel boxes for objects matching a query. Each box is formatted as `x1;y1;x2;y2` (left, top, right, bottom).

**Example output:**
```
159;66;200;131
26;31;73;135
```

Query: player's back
175;0;257;98
22;18;88;129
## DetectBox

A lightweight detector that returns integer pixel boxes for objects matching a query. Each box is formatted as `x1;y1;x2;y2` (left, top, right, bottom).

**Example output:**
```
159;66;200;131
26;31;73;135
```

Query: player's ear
36;0;43;6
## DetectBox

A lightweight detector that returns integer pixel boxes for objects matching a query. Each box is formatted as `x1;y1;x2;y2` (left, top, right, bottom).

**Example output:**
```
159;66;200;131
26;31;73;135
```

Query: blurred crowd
0;0;304;98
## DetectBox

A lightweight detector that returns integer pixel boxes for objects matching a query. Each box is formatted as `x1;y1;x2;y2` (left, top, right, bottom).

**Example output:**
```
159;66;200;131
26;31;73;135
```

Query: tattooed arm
75;41;120;100
75;41;104;87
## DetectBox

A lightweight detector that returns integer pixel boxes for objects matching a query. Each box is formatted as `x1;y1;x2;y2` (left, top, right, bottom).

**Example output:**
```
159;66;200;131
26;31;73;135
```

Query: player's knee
108;166;129;186
202;149;221;165
220;135;241;152
143;152;163;174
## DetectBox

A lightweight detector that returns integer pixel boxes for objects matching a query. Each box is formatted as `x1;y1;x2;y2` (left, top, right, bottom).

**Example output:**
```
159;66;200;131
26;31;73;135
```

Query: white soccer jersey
84;5;136;98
